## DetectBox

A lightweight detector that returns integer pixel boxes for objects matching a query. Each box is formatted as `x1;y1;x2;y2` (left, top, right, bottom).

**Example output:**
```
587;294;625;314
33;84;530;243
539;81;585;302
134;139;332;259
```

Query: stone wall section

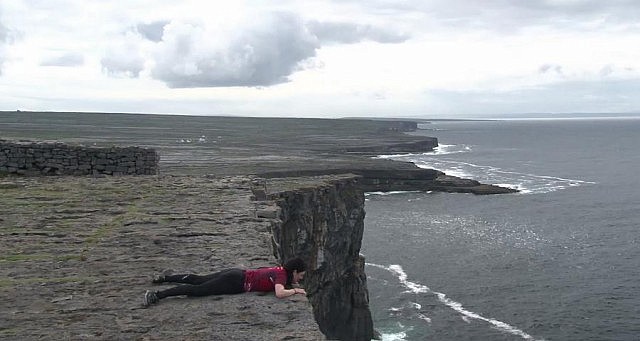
0;139;159;176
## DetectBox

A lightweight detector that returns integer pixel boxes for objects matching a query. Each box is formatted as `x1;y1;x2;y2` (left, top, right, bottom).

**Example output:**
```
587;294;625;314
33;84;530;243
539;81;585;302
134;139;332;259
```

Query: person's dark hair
283;257;306;285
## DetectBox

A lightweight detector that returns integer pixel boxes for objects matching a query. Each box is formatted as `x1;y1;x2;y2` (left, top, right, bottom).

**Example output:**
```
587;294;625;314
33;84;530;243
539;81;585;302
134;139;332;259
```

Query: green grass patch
0;275;100;288
0;253;83;262
83;216;124;246
80;201;144;259
0;327;19;336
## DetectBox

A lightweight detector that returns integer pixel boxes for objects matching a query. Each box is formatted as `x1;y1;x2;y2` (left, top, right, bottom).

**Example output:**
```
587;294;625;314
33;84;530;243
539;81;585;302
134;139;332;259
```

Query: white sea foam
375;140;598;194
177;135;209;144
366;262;544;340
375;153;422;159
494;183;520;191
365;191;421;196
385;153;595;194
417;313;432;323
411;302;432;323
430;144;471;155
388;264;430;294
379;331;408;341
413;160;474;178
435;292;540;340
374;144;470;159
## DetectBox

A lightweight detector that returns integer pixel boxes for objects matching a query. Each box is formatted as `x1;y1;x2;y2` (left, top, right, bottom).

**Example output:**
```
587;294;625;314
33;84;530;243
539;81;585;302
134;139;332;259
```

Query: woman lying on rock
142;257;307;307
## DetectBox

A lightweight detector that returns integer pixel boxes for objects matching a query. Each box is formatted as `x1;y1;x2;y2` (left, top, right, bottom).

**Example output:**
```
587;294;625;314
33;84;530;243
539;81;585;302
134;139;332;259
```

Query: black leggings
156;268;245;299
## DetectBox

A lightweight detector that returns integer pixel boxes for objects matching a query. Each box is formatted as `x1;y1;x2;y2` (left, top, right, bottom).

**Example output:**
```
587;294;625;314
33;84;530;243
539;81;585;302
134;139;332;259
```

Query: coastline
1;112;514;340
0;111;514;193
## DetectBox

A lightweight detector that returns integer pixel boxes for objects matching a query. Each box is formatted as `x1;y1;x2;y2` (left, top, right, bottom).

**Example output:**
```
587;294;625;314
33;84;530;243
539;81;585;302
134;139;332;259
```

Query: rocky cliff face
261;176;375;341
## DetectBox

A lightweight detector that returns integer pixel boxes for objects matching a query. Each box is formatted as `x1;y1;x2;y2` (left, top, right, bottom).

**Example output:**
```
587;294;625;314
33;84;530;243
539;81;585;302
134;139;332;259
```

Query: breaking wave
376;145;595;194
366;263;545;341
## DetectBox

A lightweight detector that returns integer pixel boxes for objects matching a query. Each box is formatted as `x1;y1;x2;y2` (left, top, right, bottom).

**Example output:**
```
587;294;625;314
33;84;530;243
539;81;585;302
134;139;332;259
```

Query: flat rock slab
0;175;324;340
0;112;434;176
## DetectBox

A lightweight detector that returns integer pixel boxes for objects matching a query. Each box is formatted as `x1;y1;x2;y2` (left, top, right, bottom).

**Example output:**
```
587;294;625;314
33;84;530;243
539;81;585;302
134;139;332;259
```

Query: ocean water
361;118;640;340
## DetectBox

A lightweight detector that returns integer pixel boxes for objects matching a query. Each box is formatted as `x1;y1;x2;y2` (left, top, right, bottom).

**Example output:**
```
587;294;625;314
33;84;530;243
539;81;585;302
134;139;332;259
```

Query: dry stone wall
0;139;159;176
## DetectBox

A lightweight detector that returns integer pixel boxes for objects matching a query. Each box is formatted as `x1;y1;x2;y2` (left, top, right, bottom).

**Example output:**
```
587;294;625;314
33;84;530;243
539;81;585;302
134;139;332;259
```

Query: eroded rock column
264;177;375;341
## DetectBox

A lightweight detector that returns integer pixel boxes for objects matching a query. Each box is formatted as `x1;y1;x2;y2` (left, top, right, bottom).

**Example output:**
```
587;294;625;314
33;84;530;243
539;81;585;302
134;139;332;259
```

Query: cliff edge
0;174;375;340
260;176;375;340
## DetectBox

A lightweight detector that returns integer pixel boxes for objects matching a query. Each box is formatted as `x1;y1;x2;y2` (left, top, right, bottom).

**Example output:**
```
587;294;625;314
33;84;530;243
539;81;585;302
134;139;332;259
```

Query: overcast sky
1;0;640;118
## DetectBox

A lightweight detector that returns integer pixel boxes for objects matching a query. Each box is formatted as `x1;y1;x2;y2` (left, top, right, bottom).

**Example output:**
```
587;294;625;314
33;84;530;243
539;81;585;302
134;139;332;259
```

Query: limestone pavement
0;175;323;340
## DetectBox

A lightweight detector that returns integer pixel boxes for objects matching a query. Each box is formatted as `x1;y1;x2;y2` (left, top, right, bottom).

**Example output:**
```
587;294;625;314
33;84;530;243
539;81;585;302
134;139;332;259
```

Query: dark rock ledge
259;167;516;195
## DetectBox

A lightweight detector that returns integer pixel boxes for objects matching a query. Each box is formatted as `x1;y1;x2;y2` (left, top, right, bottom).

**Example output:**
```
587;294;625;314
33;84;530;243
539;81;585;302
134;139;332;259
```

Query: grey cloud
101;53;144;78
0;17;9;75
101;30;146;78
512;0;640;20
539;63;627;78
136;21;169;42
599;65;614;77
0;21;7;42
151;12;319;88
342;0;640;31
538;64;563;75
307;21;409;44
40;53;84;67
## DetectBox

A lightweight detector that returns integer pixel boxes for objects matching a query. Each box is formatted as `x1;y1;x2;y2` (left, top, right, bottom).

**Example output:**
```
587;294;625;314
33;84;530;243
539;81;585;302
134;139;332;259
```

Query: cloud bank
100;28;148;78
0;19;6;42
99;11;411;88
352;0;640;31
307;21;409;44
2;1;640;117
0;15;9;74
151;12;319;88
136;21;169;43
40;53;84;67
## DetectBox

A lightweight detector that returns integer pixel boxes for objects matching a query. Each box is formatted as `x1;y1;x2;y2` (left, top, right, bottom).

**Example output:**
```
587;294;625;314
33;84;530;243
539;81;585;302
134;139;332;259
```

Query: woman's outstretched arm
274;284;306;298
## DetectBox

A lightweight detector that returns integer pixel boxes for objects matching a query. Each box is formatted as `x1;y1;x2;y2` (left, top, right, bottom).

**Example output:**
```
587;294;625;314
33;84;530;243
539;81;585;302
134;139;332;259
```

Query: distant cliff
344;137;437;154
256;176;375;341
259;167;516;195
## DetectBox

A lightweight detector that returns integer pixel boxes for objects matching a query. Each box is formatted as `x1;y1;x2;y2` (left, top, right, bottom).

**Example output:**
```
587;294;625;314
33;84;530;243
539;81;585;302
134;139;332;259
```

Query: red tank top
243;266;287;292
